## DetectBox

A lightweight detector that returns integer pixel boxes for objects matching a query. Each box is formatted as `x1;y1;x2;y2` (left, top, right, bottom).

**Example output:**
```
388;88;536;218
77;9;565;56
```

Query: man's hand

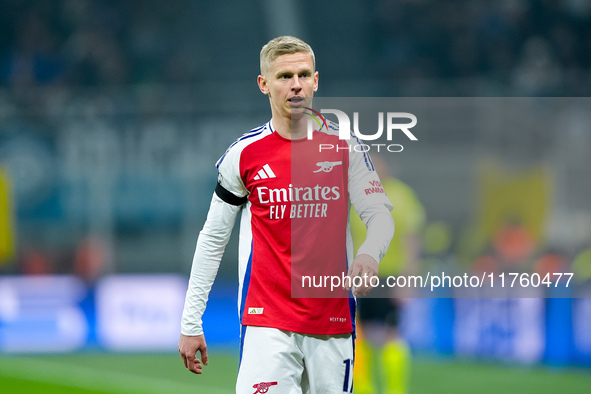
179;334;208;374
344;254;379;297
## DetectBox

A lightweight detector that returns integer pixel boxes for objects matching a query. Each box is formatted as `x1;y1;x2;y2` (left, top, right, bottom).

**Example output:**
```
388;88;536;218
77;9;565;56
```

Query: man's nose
291;76;302;90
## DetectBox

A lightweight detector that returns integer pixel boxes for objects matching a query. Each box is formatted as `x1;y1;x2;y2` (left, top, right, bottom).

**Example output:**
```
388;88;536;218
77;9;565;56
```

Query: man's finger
353;285;364;297
352;272;366;296
357;284;370;297
186;354;194;371
186;355;196;372
347;263;360;278
200;347;209;366
188;356;203;375
345;265;361;290
193;359;203;374
354;271;378;297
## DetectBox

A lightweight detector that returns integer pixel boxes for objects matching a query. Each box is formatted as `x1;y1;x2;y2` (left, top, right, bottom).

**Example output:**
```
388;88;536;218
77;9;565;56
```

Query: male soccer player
178;36;394;394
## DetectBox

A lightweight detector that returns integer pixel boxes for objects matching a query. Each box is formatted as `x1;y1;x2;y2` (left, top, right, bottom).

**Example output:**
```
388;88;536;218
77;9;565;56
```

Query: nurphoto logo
305;107;417;153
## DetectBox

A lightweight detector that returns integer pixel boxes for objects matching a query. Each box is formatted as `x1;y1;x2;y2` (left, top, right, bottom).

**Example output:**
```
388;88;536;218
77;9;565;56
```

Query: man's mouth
289;97;304;103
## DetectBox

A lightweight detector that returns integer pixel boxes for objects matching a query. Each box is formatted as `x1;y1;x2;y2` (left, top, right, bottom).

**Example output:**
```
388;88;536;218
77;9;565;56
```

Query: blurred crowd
373;0;591;95
0;0;200;89
1;0;590;276
1;0;590;95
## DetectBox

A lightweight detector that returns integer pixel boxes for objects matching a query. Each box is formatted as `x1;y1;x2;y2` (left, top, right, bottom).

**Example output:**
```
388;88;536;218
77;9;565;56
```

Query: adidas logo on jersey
248;307;264;315
254;164;276;180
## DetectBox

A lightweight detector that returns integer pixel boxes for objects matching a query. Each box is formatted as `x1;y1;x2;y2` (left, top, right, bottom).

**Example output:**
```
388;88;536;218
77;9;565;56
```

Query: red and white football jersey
215;120;392;335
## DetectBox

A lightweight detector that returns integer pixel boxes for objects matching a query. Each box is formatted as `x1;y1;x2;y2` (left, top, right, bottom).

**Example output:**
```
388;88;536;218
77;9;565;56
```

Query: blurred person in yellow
351;156;425;394
572;247;591;283
0;168;16;264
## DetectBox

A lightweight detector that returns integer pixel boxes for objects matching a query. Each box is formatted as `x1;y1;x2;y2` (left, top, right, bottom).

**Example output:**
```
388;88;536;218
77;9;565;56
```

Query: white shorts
236;326;354;394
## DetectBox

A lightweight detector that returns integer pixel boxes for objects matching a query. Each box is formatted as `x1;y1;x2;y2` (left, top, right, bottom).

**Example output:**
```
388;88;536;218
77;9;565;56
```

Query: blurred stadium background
1;0;590;393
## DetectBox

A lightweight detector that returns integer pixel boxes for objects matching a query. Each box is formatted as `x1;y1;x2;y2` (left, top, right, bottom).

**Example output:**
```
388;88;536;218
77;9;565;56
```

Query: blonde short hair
260;36;316;76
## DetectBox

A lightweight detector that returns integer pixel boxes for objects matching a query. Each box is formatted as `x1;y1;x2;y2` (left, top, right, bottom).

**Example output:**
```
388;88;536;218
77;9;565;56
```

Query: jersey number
343;358;353;393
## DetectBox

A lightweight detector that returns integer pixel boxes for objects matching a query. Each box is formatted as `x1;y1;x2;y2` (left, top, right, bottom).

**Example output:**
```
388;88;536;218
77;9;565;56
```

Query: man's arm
345;143;395;296
346;204;394;296
179;192;242;374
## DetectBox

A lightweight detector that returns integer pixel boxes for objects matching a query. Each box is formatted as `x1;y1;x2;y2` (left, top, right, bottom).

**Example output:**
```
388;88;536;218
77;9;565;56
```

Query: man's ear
258;75;269;95
313;71;318;92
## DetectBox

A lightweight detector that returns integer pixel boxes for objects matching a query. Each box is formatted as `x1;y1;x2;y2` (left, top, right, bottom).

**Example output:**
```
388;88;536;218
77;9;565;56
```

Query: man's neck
272;116;308;140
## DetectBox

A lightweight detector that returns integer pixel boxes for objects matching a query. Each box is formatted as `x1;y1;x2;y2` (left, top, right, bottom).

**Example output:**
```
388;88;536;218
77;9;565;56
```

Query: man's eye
280;75;291;79
300;73;309;78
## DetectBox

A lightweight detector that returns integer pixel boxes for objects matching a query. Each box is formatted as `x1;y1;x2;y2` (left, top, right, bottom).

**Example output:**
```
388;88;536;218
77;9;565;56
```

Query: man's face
258;52;318;120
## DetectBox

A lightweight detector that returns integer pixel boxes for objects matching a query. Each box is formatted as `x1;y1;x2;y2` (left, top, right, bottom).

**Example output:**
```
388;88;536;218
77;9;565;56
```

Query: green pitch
0;352;236;394
0;352;589;393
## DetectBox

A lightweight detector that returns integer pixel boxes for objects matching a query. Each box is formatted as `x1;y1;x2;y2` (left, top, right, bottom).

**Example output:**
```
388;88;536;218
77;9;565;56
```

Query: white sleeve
356;204;395;264
348;148;393;215
181;142;248;336
216;140;249;199
348;147;394;264
180;193;241;336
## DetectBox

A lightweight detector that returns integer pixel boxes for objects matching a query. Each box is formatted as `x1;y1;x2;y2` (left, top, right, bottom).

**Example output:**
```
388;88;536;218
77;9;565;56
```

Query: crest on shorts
252;381;278;393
